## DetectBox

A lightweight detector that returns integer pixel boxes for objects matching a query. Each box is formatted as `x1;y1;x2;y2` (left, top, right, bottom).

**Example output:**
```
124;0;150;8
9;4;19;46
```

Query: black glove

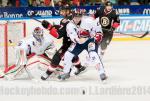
110;27;115;32
106;27;115;34
42;20;50;29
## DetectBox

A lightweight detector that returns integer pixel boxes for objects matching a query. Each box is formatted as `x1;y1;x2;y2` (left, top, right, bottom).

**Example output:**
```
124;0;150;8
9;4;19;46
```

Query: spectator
101;0;108;4
72;0;80;6
130;0;140;5
44;0;51;6
6;1;12;7
7;0;16;6
118;0;129;5
39;1;46;7
80;0;88;6
69;0;73;6
20;0;28;7
56;1;62;6
110;0;117;5
32;0;38;6
2;0;8;7
95;0;101;5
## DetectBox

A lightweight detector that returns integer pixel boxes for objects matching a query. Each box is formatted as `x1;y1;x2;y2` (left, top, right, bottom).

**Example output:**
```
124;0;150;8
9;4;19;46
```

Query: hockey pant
100;29;113;51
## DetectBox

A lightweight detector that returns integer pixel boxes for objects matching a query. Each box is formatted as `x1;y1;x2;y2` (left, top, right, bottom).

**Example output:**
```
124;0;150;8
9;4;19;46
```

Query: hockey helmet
33;27;44;43
105;1;113;7
59;5;71;11
59;5;71;16
72;8;84;17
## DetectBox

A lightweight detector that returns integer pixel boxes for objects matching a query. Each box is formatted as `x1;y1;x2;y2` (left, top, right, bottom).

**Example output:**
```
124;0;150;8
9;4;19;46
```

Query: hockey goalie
0;27;61;80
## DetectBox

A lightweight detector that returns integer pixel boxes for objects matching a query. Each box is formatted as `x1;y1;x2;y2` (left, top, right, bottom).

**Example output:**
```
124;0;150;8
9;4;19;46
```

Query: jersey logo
100;17;110;27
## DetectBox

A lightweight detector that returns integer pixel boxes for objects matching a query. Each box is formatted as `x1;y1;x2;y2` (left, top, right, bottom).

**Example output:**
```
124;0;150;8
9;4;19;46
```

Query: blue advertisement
116;15;150;33
0;5;150;19
0;6;150;33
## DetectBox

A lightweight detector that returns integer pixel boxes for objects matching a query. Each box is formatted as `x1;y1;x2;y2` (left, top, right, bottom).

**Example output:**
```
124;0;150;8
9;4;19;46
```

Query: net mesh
0;22;25;71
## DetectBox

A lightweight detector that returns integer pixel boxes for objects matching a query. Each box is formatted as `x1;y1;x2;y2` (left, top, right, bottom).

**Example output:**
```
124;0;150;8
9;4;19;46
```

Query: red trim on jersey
27;53;35;59
112;22;120;28
91;14;96;19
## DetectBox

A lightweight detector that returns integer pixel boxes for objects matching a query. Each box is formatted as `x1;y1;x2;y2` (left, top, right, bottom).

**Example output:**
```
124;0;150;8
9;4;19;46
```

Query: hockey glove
110;27;115;32
42;20;52;29
94;32;103;43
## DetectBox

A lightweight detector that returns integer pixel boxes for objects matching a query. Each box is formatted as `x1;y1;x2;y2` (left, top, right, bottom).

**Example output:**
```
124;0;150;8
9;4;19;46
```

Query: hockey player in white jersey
0;27;57;79
58;11;107;81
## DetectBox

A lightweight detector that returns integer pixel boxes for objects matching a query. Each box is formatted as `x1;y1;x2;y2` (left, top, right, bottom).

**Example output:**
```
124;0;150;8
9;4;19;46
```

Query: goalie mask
33;27;44;43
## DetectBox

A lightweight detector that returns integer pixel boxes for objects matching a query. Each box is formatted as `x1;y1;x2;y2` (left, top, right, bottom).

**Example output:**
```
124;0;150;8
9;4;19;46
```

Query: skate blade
75;68;88;76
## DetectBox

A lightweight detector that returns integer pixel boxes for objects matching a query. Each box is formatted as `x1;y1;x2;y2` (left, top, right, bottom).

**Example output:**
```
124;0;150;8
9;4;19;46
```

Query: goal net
0;21;26;72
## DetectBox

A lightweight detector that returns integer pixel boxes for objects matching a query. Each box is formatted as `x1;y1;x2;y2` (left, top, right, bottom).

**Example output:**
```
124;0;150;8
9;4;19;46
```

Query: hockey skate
41;70;53;80
57;73;70;81
100;73;107;81
74;66;87;75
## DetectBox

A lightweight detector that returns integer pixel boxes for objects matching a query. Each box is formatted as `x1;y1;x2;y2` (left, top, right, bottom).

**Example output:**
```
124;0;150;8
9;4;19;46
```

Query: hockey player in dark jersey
41;6;86;80
94;1;120;56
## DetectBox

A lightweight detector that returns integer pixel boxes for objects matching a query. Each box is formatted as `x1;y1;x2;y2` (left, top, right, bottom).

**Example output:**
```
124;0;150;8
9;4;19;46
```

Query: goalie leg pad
15;47;27;67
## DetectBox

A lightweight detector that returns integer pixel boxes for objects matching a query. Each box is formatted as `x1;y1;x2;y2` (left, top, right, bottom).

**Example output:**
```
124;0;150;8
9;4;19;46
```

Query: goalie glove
94;32;103;43
42;20;52;30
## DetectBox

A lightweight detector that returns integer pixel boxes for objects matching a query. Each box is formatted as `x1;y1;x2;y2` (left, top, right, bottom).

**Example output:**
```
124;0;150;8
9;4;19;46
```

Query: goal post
0;21;26;73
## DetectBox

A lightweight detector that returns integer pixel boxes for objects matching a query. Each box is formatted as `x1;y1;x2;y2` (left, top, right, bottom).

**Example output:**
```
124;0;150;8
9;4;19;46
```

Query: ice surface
0;41;150;100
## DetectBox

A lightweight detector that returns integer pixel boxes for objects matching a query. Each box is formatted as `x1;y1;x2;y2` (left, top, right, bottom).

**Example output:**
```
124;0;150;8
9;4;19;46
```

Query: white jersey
80;16;102;37
16;33;54;55
32;33;54;55
16;35;35;55
66;16;102;44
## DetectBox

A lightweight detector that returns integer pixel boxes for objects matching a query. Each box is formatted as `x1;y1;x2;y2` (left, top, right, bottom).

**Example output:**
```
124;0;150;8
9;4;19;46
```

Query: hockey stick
51;0;59;14
119;31;149;38
102;28;149;38
28;11;42;23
